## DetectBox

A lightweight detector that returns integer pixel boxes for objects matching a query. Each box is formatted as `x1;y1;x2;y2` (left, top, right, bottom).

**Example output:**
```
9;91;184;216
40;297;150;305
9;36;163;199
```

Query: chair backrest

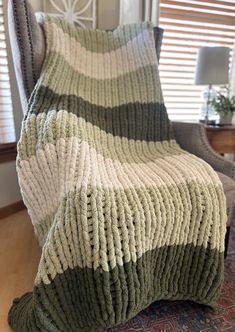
8;0;163;111
8;0;45;110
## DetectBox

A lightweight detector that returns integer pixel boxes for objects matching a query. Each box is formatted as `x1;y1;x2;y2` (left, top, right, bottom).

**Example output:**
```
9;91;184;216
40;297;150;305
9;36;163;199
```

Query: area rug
107;223;235;332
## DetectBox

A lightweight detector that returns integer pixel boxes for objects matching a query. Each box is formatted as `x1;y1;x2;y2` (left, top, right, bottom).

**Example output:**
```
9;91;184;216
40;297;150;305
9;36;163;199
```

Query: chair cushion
217;172;235;226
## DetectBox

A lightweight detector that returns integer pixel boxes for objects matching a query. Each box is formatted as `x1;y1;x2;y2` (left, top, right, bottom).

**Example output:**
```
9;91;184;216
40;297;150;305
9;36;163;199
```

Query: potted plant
211;91;235;125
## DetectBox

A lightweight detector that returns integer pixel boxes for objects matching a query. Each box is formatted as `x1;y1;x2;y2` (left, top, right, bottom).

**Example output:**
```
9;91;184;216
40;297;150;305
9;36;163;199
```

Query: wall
97;0;119;29
29;0;43;12
0;162;22;208
120;0;160;25
30;0;120;29
231;43;235;97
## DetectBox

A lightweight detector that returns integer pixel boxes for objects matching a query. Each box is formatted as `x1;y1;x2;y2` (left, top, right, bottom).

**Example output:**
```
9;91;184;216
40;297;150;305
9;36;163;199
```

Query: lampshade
195;46;230;85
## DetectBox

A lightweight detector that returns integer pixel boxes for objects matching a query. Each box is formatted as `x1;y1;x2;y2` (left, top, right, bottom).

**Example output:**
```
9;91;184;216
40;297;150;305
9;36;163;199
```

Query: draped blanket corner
9;16;227;332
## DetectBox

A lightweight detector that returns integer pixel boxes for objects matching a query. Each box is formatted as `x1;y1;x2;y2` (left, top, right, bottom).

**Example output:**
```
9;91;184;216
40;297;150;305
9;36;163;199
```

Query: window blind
0;0;15;144
159;0;235;121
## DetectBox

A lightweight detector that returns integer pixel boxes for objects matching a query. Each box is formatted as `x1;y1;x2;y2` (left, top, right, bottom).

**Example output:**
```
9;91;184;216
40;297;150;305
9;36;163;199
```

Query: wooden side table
205;125;235;155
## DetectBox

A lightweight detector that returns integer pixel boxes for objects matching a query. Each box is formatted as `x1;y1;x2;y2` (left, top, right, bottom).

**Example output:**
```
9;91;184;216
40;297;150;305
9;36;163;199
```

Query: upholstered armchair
8;0;235;255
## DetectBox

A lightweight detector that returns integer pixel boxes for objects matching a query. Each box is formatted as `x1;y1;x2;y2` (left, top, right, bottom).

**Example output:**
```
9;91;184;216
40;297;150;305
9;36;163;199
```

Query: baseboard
0;201;25;219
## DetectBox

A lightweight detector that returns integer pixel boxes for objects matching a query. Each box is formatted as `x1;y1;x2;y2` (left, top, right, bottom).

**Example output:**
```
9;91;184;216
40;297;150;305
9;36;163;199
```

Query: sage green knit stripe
37;62;162;108
20;167;224;248
18;134;179;164
18;138;222;215
18;135;224;234
8;245;224;332
18;111;175;162
41;50;160;88
30;183;225;284
39;15;153;53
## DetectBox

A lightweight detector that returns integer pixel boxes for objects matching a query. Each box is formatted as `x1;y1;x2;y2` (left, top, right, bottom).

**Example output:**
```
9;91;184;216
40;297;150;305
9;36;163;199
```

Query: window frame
0;141;17;163
159;0;235;122
0;0;21;163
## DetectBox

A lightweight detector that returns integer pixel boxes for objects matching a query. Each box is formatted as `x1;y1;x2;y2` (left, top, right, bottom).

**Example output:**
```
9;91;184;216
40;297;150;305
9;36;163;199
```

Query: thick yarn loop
9;16;227;331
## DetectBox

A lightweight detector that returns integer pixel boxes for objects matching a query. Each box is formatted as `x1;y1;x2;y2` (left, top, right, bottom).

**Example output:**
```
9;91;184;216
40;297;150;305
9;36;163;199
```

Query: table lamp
195;46;230;123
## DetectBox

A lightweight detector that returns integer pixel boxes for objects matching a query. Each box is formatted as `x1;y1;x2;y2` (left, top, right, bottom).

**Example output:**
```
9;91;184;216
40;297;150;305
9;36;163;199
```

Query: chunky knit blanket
9;16;227;332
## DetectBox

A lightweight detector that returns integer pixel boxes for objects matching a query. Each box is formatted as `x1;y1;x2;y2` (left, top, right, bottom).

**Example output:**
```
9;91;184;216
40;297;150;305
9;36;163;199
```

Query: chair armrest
172;121;235;180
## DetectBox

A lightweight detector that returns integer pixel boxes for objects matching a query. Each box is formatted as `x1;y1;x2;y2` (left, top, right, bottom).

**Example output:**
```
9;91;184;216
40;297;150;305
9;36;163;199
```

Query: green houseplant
211;91;235;124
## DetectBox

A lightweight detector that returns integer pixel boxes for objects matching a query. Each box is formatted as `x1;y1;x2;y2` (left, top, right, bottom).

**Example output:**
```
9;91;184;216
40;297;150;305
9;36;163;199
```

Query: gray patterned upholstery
217;172;235;226
8;0;45;109
172;122;235;180
8;0;235;239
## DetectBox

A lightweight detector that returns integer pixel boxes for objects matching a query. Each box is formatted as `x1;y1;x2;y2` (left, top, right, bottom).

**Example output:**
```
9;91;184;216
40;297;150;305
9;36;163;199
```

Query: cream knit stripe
34;184;225;286
18;111;175;162
45;23;157;80
40;16;153;53
18;137;223;228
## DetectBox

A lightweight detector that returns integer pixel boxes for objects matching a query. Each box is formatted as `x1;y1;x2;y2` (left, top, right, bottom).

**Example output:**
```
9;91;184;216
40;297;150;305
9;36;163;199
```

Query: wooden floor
0;210;41;331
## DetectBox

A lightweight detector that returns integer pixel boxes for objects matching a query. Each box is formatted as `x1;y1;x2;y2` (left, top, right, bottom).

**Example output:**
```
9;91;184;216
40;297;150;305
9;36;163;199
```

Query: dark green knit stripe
8;244;224;332
28;86;173;142
41;16;153;53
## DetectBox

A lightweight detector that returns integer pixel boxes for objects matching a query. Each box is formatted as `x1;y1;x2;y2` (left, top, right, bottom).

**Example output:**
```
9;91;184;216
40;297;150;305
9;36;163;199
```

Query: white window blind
159;0;235;122
0;0;15;144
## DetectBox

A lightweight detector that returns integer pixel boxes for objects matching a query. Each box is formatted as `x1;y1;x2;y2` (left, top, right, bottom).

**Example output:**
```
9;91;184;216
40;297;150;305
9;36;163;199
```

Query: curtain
119;0;160;26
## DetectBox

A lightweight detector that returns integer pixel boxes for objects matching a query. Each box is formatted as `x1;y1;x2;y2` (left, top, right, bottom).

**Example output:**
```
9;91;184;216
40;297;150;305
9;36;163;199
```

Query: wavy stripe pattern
18;137;222;228
9;16;227;332
48;23;158;79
